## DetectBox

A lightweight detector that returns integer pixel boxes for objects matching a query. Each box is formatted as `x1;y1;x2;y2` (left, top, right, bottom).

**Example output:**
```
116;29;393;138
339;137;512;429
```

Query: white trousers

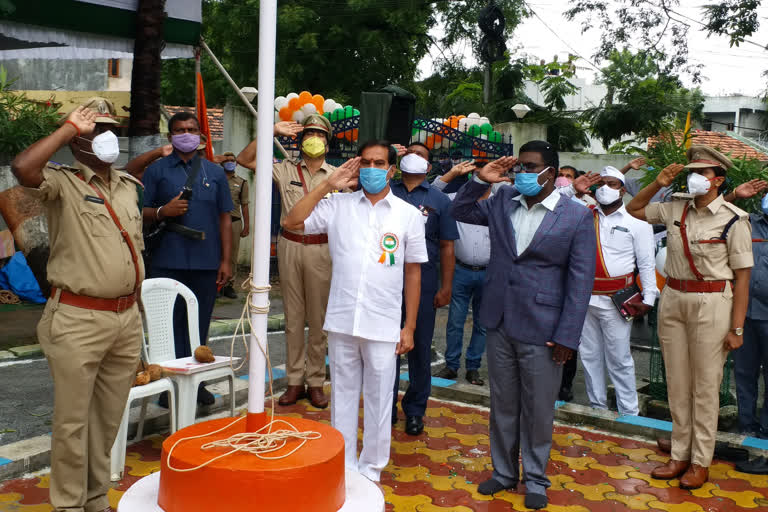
328;331;398;482
579;305;639;416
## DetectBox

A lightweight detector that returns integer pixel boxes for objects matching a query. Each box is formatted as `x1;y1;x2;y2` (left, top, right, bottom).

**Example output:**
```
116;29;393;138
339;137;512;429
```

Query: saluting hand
573;172;601;194
656;163;685;188
274;121;304;138
734;179;768;199
328;157;361;190
160;144;174;157
161;192;189;218
546;341;574;365
393;144;407;158
627;157;646;170
475;156;517;183
65;106;97;137
445;160;476;181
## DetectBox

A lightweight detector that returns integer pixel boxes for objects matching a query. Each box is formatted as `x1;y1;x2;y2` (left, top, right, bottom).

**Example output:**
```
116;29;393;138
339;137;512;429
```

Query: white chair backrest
140;278;201;364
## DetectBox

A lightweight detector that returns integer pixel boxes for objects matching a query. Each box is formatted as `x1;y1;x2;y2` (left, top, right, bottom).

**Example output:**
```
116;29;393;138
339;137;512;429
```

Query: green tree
582;50;704;149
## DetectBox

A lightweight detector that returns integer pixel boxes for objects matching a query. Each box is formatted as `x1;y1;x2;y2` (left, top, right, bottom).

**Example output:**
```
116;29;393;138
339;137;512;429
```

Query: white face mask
80;130;120;163
400;153;429;174
596;185;621;205
686;172;713;196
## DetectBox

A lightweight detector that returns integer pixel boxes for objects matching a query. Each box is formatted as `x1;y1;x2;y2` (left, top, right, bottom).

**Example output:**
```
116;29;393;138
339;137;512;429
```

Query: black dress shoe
197;384;215;406
158;391;169;409
434;367;458;379
736;456;768;474
222;285;237;299
525;493;548;509
558;387;574;402
477;478;517;495
405;416;424;436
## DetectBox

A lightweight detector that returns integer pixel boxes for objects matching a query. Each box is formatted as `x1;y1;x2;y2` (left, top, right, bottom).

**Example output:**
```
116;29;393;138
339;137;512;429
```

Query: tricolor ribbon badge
378;233;399;266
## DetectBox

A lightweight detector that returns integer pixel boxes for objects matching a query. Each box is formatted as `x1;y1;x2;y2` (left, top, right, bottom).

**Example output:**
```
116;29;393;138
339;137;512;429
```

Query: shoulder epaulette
722;200;749;220
119;171;144;189
47;161;79;173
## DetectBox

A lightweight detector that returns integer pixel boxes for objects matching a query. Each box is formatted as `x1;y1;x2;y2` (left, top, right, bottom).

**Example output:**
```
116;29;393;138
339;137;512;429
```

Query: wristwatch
731;327;744;336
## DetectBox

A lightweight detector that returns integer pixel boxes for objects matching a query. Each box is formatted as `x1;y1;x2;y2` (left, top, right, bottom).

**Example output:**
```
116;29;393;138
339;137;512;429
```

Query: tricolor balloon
274;91;359;141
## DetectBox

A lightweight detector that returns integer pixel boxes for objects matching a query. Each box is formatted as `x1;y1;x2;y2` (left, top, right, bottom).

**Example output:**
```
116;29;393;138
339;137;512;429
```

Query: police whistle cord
0;290;20;304
165;274;321;472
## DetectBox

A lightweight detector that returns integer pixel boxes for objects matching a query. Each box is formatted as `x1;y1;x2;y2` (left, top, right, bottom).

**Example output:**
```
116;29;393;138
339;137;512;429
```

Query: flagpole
243;0;277;431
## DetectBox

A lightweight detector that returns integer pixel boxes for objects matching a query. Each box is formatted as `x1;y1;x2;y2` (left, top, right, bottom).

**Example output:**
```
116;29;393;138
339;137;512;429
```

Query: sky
418;0;768;97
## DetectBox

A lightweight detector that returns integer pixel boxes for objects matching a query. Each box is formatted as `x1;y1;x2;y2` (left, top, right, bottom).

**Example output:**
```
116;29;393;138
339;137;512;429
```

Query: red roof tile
163;105;224;141
648;130;768;162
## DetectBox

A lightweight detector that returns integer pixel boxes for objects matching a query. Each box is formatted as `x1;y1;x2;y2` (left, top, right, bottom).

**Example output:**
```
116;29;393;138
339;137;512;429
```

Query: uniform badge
378;233;399;266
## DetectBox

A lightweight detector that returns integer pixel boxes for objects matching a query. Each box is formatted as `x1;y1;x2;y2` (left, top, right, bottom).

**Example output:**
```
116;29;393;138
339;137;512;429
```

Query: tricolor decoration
378;233;399;266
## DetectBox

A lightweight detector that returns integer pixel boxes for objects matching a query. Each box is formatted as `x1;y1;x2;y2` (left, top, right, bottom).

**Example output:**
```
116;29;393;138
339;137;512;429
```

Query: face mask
302;137;326;158
515;167;550;197
762;194;768;215
223;161;236;172
555;176;572;188
171;133;201;153
400;153;429;174
359;167;389;194
686;172;715;196
596;185;621;205
78;131;120;163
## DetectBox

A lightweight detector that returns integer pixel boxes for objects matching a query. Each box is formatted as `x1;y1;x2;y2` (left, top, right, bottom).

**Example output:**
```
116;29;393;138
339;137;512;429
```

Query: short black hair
519;140;559;171
407;142;432;160
560;165;578;173
358;139;397;165
168;111;200;133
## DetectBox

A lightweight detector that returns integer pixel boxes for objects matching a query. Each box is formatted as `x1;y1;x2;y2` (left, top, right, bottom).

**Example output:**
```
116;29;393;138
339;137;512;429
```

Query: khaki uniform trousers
658;286;730;467
277;236;331;387
229;218;242;287
37;298;142;512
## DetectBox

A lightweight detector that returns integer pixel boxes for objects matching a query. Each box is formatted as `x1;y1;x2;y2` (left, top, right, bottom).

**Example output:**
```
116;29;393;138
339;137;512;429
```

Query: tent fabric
359;92;393;144
0;21;194;59
0;252;46;304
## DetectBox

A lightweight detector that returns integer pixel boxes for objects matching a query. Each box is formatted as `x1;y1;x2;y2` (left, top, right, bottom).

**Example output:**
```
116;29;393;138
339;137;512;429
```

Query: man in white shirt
282;140;428;482
432;160;491;385
580;166;658;417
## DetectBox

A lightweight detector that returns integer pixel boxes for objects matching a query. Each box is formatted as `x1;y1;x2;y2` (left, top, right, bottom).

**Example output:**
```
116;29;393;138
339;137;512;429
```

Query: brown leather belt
281;230;328;245
456;260;487;272
593;273;634;295
51;287;137;313
666;278;729;293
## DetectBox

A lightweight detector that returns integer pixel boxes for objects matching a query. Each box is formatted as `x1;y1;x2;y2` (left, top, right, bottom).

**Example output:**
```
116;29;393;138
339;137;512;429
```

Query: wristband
64;120;81;137
156;206;163;221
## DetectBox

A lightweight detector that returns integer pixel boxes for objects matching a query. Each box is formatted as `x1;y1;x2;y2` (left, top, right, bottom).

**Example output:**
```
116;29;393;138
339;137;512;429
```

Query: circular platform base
117;471;385;512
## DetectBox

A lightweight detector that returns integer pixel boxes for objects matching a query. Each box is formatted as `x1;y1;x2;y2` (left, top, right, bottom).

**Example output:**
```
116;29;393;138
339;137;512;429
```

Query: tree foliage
162;0;527;108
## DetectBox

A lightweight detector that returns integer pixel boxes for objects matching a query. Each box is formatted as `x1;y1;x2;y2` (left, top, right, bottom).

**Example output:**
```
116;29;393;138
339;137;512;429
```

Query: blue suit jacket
452;181;596;350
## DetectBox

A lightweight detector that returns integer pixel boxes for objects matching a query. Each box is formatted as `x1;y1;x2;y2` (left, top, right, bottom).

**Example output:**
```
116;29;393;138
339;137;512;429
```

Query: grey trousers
487;329;563;495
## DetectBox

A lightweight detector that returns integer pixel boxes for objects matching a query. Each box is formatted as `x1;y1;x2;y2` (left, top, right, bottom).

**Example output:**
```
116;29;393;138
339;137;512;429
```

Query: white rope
166;274;321;472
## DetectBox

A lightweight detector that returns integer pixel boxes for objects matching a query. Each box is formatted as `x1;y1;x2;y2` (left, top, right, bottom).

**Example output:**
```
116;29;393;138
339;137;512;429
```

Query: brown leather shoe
278;385;306;406
679;464;708;489
657;438;672;453
307;386;329;409
651;459;690;480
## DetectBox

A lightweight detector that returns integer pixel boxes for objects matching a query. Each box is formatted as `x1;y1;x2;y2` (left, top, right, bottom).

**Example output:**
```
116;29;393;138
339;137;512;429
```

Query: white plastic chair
140;278;235;429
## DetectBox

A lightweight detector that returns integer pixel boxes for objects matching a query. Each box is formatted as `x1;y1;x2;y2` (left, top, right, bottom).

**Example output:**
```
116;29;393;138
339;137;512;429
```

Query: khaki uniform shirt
273;158;337;234
646;195;753;282
24;161;145;299
227;173;249;219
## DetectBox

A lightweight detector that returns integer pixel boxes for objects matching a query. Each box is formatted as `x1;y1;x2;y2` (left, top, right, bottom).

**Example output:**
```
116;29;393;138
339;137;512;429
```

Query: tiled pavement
3;391;768;511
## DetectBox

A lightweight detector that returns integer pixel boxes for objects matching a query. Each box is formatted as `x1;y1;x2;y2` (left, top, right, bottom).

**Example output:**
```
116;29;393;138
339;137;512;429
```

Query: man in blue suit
452;141;596;509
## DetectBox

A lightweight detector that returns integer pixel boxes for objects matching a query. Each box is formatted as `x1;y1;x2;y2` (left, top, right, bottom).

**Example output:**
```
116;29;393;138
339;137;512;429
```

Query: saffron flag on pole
196;72;214;161
683;111;692;149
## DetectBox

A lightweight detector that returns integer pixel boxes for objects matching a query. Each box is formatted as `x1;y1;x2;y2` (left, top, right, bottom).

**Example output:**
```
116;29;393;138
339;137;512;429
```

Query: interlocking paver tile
2;388;768;511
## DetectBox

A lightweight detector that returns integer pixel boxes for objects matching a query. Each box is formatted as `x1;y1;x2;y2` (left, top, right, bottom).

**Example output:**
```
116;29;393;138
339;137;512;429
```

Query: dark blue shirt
748;213;768;320
143;153;233;271
391;179;459;290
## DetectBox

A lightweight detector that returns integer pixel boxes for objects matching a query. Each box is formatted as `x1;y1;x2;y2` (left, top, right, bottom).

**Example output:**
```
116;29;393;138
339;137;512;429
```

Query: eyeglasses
512;163;549;174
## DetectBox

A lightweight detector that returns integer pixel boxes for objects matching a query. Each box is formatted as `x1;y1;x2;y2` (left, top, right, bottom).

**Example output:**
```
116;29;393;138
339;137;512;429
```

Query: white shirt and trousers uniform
580;203;658;416
303;189;428;482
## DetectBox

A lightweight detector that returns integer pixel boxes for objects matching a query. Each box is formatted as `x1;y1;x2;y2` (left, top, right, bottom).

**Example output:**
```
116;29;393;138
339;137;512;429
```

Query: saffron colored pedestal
117;417;384;512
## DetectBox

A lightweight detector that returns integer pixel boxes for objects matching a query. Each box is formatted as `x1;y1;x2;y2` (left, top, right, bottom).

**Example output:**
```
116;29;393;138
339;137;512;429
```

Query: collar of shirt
168;151;200;168
513;189;559;211
298;159;332;175
392;178;430;191
355;188;395;208
74;160;121;192
689;194;726;215
596;203;627;218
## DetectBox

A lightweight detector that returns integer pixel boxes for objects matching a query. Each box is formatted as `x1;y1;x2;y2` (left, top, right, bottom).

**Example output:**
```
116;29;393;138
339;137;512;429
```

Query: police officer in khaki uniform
237;115;335;408
627;145;753;490
220;152;250;299
12;98;144;512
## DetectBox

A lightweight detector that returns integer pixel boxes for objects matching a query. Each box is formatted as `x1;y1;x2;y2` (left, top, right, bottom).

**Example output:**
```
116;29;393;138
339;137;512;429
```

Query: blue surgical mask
762;194;768;215
223;161;236;172
515;167;551;197
359;167;389;194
